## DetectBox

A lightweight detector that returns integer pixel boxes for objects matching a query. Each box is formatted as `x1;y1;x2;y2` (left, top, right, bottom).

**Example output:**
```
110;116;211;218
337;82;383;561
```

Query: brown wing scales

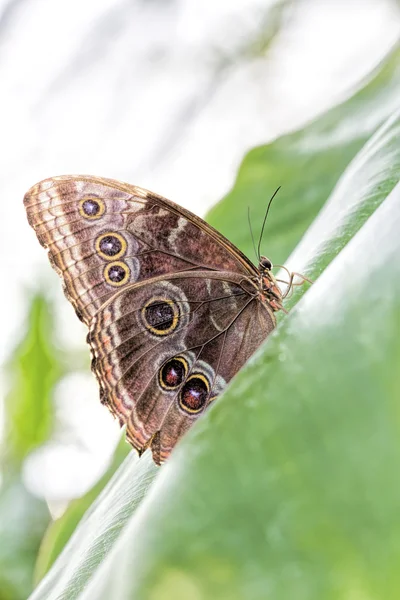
24;175;275;465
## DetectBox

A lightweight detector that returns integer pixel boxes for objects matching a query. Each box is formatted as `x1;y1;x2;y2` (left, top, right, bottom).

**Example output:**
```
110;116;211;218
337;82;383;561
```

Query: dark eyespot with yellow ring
159;356;188;390
142;297;180;336
96;232;127;260
179;374;210;414
104;261;130;286
79;197;105;220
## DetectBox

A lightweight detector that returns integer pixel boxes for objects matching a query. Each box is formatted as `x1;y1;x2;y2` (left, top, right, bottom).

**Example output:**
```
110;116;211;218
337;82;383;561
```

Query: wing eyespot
159;356;188;390
96;232;127;260
179;373;210;414
79;197;105;220
141;297;180;336
104;261;130;286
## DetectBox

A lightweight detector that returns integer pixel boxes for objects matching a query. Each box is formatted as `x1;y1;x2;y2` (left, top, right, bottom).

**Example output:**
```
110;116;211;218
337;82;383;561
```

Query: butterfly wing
24;175;274;463
24;175;257;325
88;271;275;464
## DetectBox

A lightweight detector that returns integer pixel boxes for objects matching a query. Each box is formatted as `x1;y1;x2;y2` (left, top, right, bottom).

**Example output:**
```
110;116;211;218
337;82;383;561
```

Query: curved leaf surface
82;181;400;600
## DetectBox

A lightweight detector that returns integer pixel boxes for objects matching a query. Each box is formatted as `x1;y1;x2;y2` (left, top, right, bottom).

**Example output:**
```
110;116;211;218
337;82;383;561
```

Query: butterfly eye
142;297;180;336
179;374;210;414
104;261;130;286
159;356;188;390
79;197;105;220
96;232;127;260
259;257;272;271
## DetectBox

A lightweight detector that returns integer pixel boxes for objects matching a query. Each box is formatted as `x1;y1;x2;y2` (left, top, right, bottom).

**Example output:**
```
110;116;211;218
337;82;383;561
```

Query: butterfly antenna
247;206;258;262
257;186;281;260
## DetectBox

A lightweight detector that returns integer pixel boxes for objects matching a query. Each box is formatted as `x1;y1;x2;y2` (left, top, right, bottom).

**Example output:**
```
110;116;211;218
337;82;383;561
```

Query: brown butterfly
24;175;306;465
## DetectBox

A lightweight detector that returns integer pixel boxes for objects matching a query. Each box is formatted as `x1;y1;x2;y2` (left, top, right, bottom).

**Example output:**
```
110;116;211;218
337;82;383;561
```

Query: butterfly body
24;175;282;464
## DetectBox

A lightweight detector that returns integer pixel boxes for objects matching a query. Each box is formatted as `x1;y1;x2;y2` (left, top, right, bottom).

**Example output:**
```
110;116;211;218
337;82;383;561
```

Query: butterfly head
258;255;273;272
258;256;284;312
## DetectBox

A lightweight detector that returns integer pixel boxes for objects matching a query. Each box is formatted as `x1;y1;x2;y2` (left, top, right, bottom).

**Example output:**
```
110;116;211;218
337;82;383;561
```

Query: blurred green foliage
0;295;60;600
0;293;130;599
208;43;400;266
0;479;48;600
3;295;62;467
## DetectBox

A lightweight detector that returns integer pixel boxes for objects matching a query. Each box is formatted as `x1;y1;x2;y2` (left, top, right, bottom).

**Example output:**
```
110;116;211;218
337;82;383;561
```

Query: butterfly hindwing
88;271;275;464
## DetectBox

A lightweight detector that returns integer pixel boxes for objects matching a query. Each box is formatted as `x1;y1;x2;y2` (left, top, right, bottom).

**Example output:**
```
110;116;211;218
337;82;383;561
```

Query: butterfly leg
274;265;313;299
283;272;313;299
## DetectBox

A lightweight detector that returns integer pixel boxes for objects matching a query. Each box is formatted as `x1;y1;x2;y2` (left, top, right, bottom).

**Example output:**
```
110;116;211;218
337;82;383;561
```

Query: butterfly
24;175;306;465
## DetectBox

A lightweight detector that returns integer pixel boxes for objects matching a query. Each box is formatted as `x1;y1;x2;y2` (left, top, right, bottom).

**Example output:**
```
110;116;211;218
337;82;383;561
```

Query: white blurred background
1;0;399;512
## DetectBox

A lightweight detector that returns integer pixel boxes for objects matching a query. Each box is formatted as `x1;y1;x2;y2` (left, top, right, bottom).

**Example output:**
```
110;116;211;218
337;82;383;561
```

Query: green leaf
33;435;130;584
28;45;400;599
283;106;400;310
207;42;400;267
30;453;157;600
79;179;400;600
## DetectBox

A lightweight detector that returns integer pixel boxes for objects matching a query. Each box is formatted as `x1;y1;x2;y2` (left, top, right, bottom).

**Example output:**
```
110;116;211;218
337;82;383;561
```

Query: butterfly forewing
24;175;256;324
